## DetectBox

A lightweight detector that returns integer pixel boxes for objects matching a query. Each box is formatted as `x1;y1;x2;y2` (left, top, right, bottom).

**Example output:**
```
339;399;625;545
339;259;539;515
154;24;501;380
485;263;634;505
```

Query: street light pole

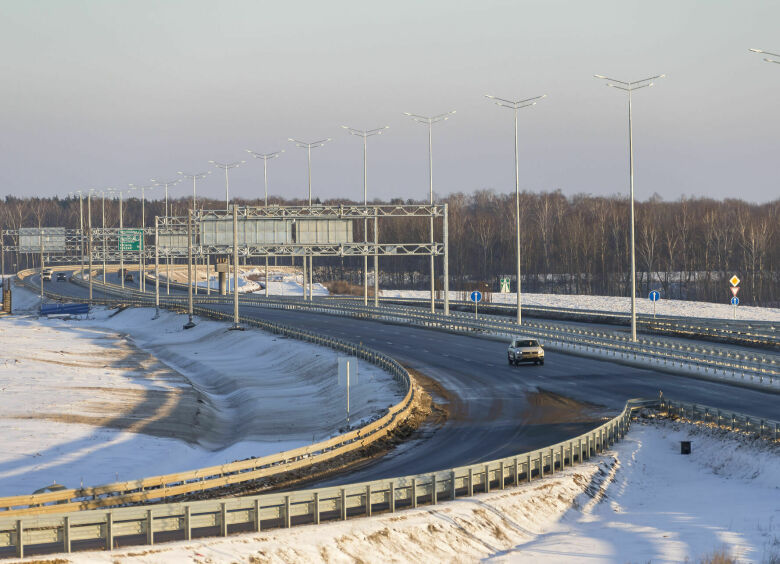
289;138;332;301
129;184;154;292
749;48;780;64
177;171;211;211
404;110;455;313
594;73;665;342
150;177;181;220
209;160;245;210
342;126;388;307
485;94;546;326
246;149;284;298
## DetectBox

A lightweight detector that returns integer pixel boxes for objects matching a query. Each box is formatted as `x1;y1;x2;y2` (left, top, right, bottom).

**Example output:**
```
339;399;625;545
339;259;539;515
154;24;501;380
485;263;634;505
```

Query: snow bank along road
0;299;400;498
23;270;780;488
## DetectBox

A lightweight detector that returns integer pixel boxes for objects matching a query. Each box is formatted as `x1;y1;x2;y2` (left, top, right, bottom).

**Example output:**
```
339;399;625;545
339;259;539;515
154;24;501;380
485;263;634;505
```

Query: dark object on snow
680;441;691;455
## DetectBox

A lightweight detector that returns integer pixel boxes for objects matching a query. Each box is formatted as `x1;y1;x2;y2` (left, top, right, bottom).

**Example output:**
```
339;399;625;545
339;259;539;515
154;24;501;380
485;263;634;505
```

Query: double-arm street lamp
342;125;389;307
403;110;455;313
129;183;155;292
246;149;284;297
594;73;665;342
485;94;546;326
209;160;245;210
177;170;212;211
150;177;181;219
288;138;332;300
750;48;780;64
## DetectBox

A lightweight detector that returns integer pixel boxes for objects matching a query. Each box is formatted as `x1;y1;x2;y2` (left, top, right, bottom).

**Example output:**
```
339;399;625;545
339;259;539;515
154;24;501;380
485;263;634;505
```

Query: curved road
28;272;780;487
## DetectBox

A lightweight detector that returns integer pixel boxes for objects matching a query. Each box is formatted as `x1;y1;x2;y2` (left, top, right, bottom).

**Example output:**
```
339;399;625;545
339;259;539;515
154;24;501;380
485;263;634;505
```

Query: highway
27;272;780;487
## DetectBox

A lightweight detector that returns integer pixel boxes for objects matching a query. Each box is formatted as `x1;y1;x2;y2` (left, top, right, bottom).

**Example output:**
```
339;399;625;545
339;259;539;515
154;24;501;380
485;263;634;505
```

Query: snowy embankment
380;289;780;323
157;266;329;296
0;286;401;498
63;419;780;564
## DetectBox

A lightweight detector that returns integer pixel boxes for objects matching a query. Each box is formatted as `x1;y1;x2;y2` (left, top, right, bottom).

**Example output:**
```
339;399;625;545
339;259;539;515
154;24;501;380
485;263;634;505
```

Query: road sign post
729;275;740;320
470;290;482;319
648;290;660;317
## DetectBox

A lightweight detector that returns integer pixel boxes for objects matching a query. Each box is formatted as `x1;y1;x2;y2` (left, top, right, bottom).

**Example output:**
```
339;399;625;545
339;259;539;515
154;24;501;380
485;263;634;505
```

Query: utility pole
341;126;388;307
289;137;331;301
246;149;284;298
232;205;241;330
485;93;546;326
594;73;665;342
404;110;455;313
184;209;195;329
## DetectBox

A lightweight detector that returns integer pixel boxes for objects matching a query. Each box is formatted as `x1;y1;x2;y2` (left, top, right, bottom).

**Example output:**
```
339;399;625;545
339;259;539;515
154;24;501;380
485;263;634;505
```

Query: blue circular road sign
648;290;660;302
470;291;482;303
731;296;739;306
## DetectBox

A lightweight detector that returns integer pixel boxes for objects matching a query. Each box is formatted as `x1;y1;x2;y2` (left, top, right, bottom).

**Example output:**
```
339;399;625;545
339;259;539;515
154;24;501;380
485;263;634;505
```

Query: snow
0;286;402;498
157;266;329;296
58;419;780;564
379;289;780;323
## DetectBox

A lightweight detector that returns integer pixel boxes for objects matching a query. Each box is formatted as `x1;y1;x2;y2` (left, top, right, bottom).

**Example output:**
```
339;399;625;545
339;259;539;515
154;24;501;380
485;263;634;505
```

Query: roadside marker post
338;357;359;426
648;290;660;317
470;290;482;319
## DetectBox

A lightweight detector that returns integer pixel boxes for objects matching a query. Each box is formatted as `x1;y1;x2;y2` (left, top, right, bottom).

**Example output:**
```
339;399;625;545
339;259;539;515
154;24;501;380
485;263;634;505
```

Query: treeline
1;191;777;306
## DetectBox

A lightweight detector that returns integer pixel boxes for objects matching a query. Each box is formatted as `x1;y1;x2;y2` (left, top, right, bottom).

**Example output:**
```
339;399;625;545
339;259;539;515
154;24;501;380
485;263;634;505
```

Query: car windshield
515;340;538;347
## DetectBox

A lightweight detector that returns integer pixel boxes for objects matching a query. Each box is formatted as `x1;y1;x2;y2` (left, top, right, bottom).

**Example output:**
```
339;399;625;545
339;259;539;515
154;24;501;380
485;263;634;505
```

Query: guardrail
145;268;778;350
7;269;417;517
50;267;780;391
2;397;775;559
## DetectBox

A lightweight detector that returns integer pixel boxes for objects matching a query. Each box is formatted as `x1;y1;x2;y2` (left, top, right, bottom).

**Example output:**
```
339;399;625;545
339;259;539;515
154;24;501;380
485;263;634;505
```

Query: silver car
507;338;545;366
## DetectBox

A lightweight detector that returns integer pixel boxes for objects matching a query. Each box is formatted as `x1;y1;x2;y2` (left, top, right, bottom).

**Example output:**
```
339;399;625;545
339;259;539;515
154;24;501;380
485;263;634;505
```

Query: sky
0;0;777;204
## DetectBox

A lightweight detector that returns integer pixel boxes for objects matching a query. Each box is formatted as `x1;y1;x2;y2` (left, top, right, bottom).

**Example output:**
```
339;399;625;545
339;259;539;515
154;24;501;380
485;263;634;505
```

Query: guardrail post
15;519;23;559
63;515;71;553
389;482;395;513
254;499;261;531
284;496;291;528
539;452;544;478
560;445;565;470
467;469;473;496
106;512;114;550
431;474;437;505
451;471;457;500
513;457;519;486
313;493;320;524
578;438;583;463
220;503;228;536
550;448;555;474
366;485;372;516
184;505;191;540
340;489;347;520
411;478;418;508
146;509;153;546
484;464;490;493
526;454;532;482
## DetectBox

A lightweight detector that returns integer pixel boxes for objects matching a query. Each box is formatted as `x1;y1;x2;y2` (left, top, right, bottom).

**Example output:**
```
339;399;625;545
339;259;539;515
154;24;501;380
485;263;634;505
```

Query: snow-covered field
59;419;780;564
0;287;401;497
379;289;780;323
157;266;329;296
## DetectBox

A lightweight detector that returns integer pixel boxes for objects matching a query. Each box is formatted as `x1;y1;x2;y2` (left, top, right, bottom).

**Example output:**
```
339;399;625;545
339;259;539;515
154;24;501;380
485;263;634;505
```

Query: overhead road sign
118;229;143;251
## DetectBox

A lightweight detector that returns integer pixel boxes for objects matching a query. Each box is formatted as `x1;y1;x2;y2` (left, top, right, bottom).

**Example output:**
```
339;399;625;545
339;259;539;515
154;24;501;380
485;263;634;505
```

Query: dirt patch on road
523;389;606;425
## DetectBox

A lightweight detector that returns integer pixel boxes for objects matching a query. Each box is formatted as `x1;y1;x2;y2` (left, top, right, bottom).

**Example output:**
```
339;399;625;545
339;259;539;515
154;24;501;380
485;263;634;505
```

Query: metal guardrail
138;270;779;379
0;398;640;558
60;267;780;390
1;397;775;558
7;269;416;516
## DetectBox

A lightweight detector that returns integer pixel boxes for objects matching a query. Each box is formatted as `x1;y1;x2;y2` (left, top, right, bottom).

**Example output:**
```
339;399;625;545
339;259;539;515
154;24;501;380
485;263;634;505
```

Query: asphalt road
29;273;780;486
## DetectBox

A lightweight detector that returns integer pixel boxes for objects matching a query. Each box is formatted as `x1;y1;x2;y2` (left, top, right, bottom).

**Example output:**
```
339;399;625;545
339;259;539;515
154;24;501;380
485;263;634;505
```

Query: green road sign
119;229;143;251
499;276;511;293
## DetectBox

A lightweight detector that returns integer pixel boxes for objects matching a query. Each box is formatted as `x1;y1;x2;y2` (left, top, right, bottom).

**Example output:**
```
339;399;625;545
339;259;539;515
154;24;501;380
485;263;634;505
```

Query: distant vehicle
124;272;134;282
508;338;545;366
42;268;53;281
56;272;67;282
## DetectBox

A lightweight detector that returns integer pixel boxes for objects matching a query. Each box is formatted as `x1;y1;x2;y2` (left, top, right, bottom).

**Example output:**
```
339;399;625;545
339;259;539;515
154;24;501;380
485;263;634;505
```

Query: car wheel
508;358;513;366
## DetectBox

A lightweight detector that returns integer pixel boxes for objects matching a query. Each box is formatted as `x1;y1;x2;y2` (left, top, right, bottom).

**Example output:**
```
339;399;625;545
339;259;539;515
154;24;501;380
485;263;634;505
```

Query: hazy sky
0;1;777;204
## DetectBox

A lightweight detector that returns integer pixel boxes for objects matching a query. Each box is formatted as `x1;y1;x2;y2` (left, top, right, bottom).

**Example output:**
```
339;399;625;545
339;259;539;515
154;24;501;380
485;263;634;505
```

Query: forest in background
1;190;777;306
